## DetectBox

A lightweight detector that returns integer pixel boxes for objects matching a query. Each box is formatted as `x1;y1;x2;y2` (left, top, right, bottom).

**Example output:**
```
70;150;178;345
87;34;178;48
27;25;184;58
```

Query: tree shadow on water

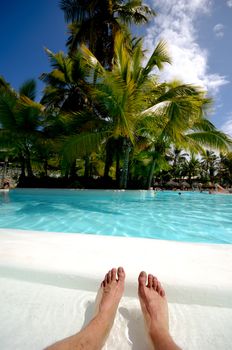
16;203;65;215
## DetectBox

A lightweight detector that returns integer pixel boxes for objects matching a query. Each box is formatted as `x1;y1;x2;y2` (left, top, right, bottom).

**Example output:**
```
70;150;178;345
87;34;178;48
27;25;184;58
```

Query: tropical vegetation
0;1;231;189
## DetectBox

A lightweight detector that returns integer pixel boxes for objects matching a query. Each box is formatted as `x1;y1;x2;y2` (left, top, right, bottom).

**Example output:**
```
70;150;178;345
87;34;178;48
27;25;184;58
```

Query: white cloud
221;117;232;137
144;0;229;94
213;24;224;38
227;0;232;7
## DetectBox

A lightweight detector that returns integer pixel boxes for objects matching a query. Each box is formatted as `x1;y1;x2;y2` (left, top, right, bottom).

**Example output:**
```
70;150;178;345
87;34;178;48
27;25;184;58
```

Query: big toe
138;271;147;287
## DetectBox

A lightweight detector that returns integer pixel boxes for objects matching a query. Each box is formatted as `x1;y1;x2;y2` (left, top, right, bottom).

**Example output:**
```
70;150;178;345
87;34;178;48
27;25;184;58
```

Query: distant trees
152;150;232;187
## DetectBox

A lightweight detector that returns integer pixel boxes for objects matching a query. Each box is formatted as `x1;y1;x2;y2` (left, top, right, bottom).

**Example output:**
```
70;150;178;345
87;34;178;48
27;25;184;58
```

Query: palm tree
182;153;201;183
60;0;155;67
168;147;188;181
40;48;109;178
201;150;218;183
78;33;171;188
0;79;44;178
218;152;232;185
39;14;232;189
59;32;232;189
40;49;91;112
141;82;232;188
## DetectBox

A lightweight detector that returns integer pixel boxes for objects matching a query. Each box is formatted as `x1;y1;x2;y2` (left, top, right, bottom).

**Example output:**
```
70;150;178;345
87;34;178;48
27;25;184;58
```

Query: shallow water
0;189;232;243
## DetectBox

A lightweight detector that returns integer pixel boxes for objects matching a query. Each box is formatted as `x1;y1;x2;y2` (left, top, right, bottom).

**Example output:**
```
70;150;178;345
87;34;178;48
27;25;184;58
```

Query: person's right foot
138;271;169;336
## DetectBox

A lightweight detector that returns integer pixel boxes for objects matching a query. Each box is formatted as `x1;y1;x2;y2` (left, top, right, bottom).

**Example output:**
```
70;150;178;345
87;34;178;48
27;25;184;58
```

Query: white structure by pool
0;229;232;349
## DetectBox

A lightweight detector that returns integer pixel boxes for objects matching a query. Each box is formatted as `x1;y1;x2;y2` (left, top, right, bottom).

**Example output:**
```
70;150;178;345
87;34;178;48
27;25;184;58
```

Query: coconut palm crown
60;0;156;67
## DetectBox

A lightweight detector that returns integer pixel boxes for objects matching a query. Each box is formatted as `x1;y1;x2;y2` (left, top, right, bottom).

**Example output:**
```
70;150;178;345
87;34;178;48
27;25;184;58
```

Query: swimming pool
0;189;231;244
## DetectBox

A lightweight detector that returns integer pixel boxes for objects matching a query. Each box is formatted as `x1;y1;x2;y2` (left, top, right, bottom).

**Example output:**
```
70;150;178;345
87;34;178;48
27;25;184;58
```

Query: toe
101;278;106;287
111;268;117;281
117;267;125;281
148;274;153;288
157;281;162;294
160;287;166;297
106;270;111;283
138;271;147;286
157;281;165;297
152;276;158;291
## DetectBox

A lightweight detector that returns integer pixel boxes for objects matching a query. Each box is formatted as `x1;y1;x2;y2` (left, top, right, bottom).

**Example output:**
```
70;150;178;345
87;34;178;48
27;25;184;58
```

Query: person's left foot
45;268;125;350
97;267;125;322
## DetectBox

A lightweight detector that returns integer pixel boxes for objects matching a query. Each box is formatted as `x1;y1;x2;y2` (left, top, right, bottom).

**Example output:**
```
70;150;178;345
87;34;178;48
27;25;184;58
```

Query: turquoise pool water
0;189;232;243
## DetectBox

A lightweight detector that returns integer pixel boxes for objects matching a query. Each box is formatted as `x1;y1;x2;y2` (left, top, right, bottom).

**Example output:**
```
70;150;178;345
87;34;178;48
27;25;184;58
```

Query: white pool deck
0;229;232;349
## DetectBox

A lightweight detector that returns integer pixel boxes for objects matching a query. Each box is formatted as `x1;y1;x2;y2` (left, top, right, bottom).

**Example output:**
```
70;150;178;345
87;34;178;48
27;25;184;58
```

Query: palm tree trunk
25;148;33;177
3;156;8;179
120;138;131;189
1;156;8;187
84;155;90;178
147;157;156;189
104;146;113;178
26;158;33;177
43;160;48;177
210;166;214;184
64;169;69;179
69;161;77;180
20;156;26;177
116;151;120;186
18;155;26;185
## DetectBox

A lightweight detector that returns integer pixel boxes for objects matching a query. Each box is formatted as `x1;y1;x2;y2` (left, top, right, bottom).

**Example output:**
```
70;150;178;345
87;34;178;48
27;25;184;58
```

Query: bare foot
46;268;125;350
138;271;168;332
97;267;125;323
138;271;181;350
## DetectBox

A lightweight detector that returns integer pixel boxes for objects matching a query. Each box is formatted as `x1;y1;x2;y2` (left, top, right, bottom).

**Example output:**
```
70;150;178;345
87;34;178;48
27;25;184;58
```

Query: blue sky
0;1;66;93
0;0;232;137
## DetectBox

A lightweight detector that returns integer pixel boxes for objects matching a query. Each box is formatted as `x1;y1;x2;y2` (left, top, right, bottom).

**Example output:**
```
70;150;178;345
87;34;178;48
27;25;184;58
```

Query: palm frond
40;86;68;107
19;95;44;111
142;40;171;80
60;0;89;23
19;79;36;100
187;131;232;152
116;0;156;24
0;93;17;130
80;44;105;80
15;103;43;133
44;49;73;82
156;84;206;103
62;131;109;163
0;129;18;148
0;76;12;93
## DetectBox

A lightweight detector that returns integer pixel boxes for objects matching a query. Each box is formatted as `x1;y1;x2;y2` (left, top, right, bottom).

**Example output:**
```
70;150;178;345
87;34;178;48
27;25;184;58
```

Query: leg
46;267;125;350
138;271;181;350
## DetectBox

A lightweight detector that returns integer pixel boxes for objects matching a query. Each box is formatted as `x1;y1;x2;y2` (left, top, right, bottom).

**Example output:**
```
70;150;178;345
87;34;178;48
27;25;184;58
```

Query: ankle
149;327;180;350
95;309;116;328
149;326;171;343
149;324;169;337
